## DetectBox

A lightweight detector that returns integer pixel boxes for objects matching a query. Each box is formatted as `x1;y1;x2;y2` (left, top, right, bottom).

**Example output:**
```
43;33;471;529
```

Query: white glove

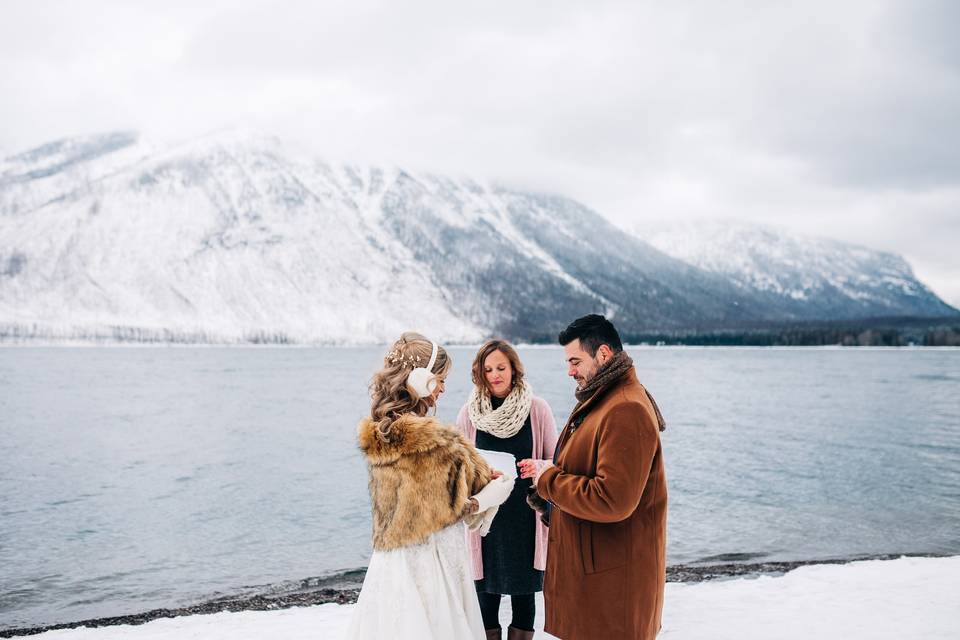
464;504;500;536
464;510;483;530
476;506;498;536
472;476;514;512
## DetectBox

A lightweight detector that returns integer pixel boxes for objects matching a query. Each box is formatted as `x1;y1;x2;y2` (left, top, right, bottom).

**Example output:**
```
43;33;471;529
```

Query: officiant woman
456;340;559;640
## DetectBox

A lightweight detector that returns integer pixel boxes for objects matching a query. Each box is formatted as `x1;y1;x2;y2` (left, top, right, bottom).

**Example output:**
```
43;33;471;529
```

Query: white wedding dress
345;521;486;639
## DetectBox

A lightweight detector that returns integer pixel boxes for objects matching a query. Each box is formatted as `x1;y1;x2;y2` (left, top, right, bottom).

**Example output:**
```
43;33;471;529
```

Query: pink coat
456;395;559;580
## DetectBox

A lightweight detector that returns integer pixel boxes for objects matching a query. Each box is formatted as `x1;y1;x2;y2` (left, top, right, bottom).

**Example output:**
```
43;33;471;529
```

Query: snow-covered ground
24;556;959;639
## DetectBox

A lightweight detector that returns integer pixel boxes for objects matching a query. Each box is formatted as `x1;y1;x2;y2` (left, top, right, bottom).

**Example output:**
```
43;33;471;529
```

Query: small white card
476;448;518;480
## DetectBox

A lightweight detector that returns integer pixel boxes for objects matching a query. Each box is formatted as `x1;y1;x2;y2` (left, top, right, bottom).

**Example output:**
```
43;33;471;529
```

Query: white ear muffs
407;341;439;398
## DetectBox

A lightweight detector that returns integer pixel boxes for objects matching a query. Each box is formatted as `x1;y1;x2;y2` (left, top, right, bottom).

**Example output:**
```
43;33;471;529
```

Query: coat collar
357;414;452;465
565;367;639;428
555;367;639;457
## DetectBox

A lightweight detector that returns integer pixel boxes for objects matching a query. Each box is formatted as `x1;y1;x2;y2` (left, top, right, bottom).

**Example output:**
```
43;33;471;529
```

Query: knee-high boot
507;626;534;640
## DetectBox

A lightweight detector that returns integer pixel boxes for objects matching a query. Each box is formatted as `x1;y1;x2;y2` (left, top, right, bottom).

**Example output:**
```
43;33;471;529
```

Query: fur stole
357;414;493;551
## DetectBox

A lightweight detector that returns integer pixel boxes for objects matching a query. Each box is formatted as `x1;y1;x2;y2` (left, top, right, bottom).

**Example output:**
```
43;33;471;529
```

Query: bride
346;332;515;639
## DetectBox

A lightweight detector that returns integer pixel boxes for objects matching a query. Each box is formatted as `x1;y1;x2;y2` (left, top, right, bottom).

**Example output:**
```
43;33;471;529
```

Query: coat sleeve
537;401;658;523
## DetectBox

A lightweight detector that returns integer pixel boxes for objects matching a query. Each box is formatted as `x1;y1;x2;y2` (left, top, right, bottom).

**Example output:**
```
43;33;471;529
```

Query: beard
574;356;603;389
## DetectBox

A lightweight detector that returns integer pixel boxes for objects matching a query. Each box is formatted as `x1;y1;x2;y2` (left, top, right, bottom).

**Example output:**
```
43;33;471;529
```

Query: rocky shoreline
0;554;939;638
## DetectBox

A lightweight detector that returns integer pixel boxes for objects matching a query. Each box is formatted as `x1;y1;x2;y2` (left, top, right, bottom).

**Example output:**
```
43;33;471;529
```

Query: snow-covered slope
0;130;762;343
0;131;954;344
0;131;485;343
642;221;956;320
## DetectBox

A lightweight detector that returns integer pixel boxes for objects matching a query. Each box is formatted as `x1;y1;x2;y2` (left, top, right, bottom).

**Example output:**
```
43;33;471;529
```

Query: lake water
1;346;958;630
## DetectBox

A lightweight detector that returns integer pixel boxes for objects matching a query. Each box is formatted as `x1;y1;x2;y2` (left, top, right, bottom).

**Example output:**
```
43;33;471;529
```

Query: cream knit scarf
468;379;533;439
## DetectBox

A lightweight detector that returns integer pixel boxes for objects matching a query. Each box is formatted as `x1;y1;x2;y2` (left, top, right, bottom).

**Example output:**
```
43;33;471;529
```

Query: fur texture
357;414;493;551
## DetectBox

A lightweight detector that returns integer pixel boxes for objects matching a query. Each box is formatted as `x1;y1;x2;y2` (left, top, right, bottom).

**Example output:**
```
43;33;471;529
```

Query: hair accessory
387;349;424;369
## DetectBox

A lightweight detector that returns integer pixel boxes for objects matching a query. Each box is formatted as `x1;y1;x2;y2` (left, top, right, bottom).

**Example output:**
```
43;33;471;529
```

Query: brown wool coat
357;414;493;551
537;368;667;640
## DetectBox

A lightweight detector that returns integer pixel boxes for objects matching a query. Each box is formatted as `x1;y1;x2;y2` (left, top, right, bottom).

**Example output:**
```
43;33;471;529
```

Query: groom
520;314;667;639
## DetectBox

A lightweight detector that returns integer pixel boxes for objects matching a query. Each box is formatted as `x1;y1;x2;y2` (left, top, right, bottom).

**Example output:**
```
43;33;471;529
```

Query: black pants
476;590;535;632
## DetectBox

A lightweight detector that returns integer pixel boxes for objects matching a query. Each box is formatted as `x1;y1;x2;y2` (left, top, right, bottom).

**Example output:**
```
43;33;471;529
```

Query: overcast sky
2;0;958;306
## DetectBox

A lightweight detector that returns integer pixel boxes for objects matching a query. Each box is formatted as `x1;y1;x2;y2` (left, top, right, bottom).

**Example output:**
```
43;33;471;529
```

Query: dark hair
471;339;525;393
558;314;623;356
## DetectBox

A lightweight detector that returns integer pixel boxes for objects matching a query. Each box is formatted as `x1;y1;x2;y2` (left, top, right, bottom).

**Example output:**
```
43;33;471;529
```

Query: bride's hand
467;471;504;513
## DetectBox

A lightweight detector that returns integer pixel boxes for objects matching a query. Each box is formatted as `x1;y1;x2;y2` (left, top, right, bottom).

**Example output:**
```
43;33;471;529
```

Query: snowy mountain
0;131;491;343
0;131;954;344
642;221;956;321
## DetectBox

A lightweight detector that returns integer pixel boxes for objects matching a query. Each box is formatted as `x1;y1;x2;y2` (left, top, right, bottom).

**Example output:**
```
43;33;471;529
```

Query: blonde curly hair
369;332;451;442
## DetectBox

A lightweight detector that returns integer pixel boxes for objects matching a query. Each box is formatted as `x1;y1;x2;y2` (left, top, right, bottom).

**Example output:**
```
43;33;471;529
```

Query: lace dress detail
345;522;486;639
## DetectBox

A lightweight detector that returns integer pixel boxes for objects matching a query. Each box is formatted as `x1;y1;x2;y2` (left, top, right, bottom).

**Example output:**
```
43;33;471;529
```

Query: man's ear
597;344;613;362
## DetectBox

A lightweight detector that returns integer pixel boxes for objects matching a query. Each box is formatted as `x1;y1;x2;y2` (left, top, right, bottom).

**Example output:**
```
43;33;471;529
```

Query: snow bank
25;556;959;639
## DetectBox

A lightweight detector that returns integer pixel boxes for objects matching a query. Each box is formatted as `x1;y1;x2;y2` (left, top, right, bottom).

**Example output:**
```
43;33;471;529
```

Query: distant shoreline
1;553;949;638
1;314;958;348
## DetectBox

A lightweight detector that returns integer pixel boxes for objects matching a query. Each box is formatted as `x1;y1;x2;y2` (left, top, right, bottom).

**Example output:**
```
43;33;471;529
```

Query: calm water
1;346;958;629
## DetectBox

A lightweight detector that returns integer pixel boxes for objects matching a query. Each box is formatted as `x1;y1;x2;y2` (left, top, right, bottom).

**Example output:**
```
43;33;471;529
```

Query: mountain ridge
642;220;954;320
0;131;955;344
